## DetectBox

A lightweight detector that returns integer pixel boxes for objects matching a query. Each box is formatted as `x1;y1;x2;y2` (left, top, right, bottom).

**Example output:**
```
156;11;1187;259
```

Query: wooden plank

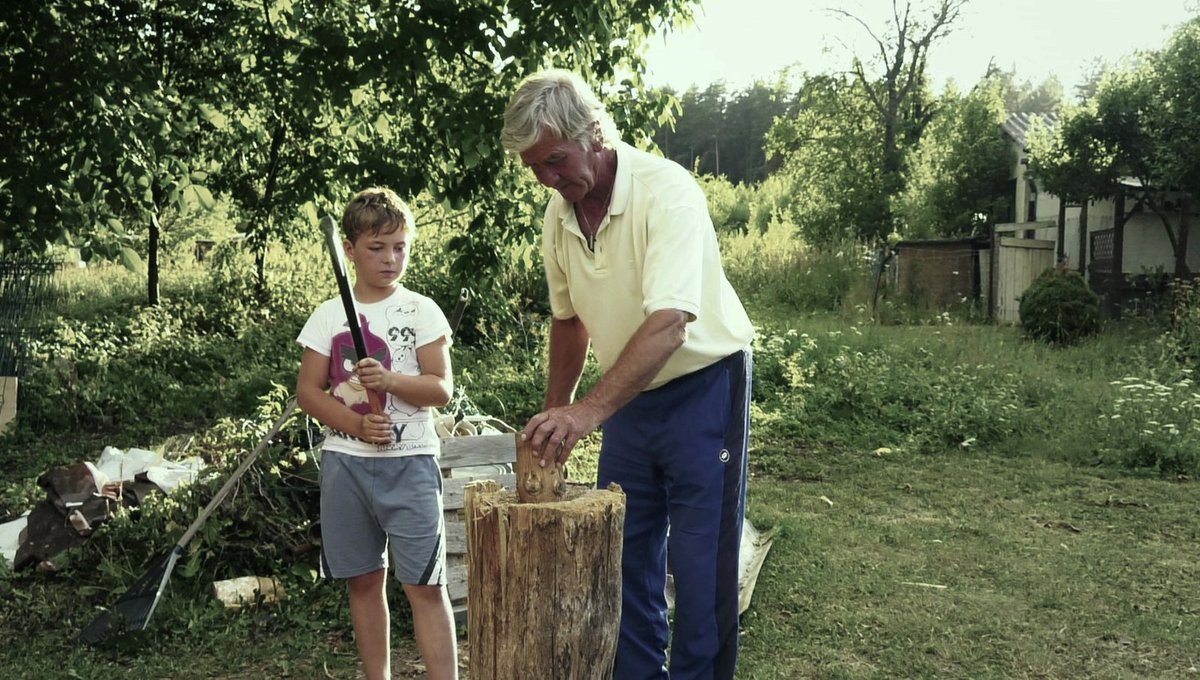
999;237;1055;250
444;474;516;511
439;433;518;469
0;377;15;435
445;520;466;555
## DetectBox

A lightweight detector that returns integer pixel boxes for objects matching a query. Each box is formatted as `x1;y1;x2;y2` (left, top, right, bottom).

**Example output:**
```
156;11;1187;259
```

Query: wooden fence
992;237;1055;324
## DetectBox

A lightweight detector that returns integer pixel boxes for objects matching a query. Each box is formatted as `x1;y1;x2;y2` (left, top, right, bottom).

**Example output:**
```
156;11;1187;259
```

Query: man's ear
343;239;354;257
590;121;605;151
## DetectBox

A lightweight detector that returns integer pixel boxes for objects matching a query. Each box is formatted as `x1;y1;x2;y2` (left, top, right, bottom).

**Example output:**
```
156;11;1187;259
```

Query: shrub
1093;374;1200;476
721;220;869;312
1018;268;1101;345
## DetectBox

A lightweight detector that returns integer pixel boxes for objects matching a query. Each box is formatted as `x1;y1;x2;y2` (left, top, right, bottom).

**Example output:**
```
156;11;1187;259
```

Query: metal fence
0;259;59;377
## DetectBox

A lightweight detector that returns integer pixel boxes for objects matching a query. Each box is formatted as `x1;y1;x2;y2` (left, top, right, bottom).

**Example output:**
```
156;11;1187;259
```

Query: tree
1154;15;1200;276
832;0;968;234
982;66;1064;114
897;80;1013;237
652;77;793;184
0;2;237;303
1029;50;1195;277
766;74;892;243
1;0;701;298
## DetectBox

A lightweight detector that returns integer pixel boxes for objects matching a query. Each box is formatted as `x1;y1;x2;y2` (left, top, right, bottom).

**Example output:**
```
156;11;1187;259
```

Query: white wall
1122;212;1200;274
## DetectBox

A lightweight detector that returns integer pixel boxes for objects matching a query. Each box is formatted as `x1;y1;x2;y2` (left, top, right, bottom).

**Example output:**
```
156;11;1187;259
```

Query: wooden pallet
0;376;16;435
438;433;519;622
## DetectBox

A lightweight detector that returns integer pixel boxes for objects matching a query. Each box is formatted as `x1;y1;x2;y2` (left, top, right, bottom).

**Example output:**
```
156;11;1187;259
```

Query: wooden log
515;436;566;503
465;469;625;680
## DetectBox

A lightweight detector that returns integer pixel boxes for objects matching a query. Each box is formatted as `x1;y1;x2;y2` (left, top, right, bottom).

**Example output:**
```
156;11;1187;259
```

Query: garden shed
890;237;990;310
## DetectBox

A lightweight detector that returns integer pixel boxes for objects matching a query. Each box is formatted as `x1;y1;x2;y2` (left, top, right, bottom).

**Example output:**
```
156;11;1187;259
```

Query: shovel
78;397;299;644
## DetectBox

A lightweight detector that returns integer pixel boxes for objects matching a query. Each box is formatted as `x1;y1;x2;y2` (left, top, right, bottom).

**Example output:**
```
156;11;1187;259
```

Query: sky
641;0;1198;94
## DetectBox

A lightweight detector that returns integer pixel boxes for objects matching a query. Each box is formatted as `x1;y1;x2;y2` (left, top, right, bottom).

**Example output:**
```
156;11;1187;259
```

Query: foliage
987;67;1064;114
698;174;753;233
1018;268;1102;345
722;220;869;313
766;74;892;243
0;0;700;296
897;80;1013;237
1094;374;1200;475
749;323;1048;455
1154;15;1200;201
652;78;795;184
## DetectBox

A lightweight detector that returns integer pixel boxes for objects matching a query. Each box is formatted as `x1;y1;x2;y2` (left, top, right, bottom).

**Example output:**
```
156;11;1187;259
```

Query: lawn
2;251;1197;678
1;446;1195;678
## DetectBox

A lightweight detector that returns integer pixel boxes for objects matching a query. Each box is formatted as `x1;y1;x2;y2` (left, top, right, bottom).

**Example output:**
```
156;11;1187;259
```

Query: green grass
3;239;1198;678
740;451;1198;679
2;449;1195;679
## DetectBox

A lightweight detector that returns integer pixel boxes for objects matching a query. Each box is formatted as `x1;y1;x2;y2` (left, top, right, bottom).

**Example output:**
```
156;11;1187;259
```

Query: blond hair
501;69;619;153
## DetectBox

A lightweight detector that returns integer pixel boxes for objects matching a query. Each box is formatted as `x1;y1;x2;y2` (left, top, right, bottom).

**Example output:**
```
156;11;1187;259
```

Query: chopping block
465;437;625;680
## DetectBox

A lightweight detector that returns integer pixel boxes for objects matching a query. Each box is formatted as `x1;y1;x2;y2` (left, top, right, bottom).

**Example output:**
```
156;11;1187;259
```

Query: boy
296;188;458;680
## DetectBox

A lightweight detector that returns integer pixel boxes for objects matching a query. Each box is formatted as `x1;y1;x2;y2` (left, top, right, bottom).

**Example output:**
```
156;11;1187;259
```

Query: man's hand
358;412;393;444
355;357;392;392
521;402;604;467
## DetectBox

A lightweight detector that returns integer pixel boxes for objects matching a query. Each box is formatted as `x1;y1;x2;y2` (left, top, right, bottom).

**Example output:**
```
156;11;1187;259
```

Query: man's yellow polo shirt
542;141;755;390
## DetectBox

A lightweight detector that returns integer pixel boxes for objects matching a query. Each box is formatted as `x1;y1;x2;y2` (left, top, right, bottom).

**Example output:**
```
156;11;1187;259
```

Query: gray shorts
318;451;447;585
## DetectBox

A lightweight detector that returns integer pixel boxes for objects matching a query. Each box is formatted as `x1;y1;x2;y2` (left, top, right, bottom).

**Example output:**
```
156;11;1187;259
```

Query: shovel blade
78;546;181;645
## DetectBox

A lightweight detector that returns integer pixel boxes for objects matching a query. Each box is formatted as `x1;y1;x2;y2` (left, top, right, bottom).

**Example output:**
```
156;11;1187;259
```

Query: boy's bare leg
349;569;391;680
403;583;459;680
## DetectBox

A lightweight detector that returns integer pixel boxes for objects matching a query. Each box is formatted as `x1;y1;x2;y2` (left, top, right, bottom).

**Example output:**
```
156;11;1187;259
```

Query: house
998;111;1199;316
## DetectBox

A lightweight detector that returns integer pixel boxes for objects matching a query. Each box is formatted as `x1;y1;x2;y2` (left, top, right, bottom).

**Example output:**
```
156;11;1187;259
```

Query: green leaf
106;218;125;234
301;202;319;226
119;247;144;273
374;113;390;137
192;184;216;210
197;103;229;130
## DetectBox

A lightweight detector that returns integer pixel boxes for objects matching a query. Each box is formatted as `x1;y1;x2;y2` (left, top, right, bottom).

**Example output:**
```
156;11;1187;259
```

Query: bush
1018;268;1101;345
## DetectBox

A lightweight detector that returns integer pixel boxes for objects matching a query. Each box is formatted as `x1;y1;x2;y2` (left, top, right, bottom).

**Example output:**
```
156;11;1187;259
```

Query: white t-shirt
542;141;755;390
297;286;451;457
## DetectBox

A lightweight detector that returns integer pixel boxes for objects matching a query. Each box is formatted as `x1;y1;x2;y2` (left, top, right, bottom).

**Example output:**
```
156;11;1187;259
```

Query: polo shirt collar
609;141;633;218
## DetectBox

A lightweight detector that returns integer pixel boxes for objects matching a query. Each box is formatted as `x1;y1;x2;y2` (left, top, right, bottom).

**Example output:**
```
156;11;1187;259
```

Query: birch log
465;440;625;680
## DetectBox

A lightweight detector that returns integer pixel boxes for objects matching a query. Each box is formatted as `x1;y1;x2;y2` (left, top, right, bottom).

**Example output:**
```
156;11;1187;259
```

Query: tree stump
465;440;625;680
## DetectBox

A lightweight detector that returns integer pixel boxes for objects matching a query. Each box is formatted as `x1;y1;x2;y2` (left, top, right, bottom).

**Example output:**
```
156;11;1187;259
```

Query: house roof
1002;111;1060;147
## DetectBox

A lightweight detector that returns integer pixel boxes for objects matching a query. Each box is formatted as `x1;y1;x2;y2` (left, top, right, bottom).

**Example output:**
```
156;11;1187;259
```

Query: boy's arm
297;347;392;443
356;335;453;408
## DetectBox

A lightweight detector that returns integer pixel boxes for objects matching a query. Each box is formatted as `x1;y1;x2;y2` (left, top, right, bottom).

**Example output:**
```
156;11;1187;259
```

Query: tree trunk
1077;200;1089;275
1175;197;1191;278
465;442;625;680
148;212;160;306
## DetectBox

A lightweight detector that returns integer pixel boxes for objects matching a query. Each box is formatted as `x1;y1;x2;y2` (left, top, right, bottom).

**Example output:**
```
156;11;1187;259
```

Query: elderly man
502;69;754;680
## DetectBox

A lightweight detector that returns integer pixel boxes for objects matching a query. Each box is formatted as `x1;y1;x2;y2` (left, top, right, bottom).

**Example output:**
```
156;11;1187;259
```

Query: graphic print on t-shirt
329;314;390;415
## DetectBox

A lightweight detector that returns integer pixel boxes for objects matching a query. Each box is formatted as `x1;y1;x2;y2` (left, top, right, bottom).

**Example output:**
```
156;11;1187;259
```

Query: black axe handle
320;215;384;415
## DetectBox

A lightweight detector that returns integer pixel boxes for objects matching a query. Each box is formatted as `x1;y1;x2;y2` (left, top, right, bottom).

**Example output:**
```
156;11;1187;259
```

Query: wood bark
465;450;625;680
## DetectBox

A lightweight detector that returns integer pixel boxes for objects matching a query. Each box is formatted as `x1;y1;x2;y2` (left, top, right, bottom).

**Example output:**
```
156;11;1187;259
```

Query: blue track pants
598;348;751;680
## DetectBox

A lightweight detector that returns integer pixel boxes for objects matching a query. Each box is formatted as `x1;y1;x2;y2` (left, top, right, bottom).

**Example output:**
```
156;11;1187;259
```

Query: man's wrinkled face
519;131;598;204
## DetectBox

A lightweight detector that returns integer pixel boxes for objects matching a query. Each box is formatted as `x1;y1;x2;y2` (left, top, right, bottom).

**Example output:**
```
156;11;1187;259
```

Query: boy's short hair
341;188;415;243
